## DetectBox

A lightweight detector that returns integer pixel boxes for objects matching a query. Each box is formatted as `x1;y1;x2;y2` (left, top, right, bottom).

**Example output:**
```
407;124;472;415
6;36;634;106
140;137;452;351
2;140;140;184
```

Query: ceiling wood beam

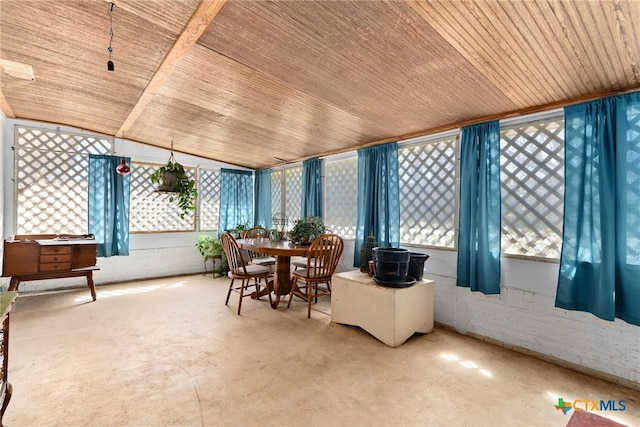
115;0;227;139
0;89;15;118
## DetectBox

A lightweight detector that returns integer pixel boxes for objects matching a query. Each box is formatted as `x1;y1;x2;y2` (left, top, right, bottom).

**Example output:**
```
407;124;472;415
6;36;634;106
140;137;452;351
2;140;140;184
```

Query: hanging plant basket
150;145;197;219
157;170;178;192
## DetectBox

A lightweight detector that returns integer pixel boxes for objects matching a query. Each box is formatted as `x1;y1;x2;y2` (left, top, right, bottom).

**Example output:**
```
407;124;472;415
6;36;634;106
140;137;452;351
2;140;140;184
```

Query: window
14;125;112;235
324;156;357;239
271;165;302;229
500;116;564;260
285;166;302;222
129;162;197;232
198;168;221;231
271;169;283;226
398;134;458;248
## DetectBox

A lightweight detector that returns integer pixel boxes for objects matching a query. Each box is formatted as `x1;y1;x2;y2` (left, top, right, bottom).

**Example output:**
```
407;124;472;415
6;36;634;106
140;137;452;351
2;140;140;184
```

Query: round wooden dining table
236;238;310;309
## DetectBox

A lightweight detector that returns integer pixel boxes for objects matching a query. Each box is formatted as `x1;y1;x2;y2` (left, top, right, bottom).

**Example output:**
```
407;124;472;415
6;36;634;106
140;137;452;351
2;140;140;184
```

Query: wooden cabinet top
34;239;97;246
9;233;96;244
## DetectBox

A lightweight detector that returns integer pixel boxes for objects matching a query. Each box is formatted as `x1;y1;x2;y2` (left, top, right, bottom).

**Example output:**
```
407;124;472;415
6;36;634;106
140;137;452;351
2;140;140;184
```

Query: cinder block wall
416;247;640;388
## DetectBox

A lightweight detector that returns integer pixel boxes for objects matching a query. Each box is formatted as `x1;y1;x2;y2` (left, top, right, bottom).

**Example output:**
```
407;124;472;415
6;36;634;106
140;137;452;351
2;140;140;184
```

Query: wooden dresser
0;291;17;427
1;234;99;301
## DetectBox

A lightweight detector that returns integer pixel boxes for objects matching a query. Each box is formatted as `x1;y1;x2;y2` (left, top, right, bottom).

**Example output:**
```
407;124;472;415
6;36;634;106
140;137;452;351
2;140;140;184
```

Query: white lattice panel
399;137;457;248
501;118;564;259
199;168;220;231
270;170;289;230
625;104;640;264
324;156;357;239
285;166;302;223
271;169;283;216
14;126;112;234
129;163;196;232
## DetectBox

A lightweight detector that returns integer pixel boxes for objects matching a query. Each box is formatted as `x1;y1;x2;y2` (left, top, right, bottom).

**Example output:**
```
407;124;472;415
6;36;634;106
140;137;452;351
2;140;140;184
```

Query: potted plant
230;223;247;238
150;158;197;219
287;215;326;245
195;235;228;277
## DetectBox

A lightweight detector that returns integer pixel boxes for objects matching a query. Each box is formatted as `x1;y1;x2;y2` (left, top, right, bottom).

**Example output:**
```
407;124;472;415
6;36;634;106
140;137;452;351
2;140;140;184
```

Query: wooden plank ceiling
1;0;639;170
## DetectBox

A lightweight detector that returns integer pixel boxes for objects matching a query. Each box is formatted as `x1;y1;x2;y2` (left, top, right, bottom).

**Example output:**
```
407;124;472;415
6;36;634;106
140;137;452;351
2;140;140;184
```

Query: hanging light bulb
116;157;131;175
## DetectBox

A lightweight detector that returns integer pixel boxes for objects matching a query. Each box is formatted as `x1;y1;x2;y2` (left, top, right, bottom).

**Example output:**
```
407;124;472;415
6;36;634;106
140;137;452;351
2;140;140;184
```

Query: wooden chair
220;232;271;315
287;233;344;318
292;228;332;270
243;226;276;271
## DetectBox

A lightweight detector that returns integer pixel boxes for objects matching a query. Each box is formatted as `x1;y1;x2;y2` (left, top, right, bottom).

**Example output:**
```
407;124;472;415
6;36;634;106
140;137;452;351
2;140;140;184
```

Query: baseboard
434;321;640;392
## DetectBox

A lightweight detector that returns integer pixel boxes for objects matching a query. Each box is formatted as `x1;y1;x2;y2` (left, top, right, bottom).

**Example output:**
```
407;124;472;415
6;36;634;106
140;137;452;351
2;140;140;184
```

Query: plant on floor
150;148;197;220
287;215;326;245
195;235;228;277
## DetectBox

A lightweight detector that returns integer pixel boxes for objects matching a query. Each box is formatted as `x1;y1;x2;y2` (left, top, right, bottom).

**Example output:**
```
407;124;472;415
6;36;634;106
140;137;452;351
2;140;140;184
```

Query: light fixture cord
108;3;115;60
168;140;176;164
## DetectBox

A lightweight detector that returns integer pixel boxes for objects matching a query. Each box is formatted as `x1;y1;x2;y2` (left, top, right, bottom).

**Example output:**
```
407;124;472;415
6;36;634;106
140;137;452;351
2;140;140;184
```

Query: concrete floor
3;274;639;427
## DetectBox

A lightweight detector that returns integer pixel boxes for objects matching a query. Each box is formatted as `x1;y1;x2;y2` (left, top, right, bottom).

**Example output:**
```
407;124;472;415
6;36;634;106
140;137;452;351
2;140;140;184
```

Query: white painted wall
2;118;638;387
404;246;640;386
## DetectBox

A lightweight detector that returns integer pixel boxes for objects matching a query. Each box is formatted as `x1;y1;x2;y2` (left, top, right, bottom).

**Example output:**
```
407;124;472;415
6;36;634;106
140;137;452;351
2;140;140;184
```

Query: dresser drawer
39;262;72;272
40;246;72;255
40;254;72;263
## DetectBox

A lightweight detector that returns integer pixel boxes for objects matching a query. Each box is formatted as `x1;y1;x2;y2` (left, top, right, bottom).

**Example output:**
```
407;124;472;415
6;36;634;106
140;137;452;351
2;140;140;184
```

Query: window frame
12;124;114;235
398;129;460;251
128;160;199;233
499;109;565;263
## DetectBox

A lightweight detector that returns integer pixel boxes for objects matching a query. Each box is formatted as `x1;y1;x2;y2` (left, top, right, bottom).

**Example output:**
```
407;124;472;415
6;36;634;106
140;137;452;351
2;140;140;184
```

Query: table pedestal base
250;256;294;309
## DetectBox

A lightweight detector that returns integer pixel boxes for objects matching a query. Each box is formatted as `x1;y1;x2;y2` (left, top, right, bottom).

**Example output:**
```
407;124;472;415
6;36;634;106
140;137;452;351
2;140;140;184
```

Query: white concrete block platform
331;269;435;347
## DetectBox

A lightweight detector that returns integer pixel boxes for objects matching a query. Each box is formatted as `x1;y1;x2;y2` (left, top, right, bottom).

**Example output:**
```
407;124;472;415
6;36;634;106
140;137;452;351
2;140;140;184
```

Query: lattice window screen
14;126;112;235
199;168;221;231
271;169;283;215
129;163;197;232
324;156;357;239
500;118;564;259
624;105;640;265
399;136;457;248
271;169;286;228
285;166;302;223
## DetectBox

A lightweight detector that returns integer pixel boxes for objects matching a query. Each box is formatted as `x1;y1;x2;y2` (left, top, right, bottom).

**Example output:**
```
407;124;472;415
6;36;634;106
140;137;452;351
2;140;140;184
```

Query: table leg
86;272;96;301
7;278;19;292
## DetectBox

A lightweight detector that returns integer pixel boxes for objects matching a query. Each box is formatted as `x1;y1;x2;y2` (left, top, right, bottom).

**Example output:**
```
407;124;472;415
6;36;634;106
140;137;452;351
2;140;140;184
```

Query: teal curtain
88;154;130;257
556;92;640;325
254;169;272;228
219;169;253;232
353;142;400;267
456;121;501;294
301;158;323;218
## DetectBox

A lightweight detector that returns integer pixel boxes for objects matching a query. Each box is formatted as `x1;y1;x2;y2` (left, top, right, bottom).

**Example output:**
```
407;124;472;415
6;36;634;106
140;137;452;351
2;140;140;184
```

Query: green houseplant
287;215;326;245
230;223;247;238
195;235;228;277
150;157;198;220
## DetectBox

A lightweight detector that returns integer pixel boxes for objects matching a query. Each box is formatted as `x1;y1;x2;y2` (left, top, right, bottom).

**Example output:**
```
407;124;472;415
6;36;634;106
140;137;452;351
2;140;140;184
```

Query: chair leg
225;279;234;305
287;278;298;309
237;279;246;315
307;280;313;318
